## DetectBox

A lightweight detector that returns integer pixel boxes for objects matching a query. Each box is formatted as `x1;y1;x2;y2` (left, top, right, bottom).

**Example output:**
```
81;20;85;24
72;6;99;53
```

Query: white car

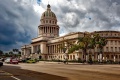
4;58;11;63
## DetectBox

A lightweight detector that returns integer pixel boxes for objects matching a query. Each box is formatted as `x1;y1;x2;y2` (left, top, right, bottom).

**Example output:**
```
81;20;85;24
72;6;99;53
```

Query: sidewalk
37;61;84;65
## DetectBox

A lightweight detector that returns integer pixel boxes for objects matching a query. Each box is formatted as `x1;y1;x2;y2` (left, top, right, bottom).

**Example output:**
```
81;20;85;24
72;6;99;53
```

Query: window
73;55;75;60
118;34;120;36
46;20;48;23
115;55;118;59
111;47;113;52
106;33;108;36
119;47;120;52
115;47;117;52
68;55;69;59
49;20;51;23
111;55;114;58
106;55;109;59
106;47;108;52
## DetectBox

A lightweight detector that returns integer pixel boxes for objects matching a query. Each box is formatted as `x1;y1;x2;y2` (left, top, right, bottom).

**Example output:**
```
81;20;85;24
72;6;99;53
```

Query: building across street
21;4;120;62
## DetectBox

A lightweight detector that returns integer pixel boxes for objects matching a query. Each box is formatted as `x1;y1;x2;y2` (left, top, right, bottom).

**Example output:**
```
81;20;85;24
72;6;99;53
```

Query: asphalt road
0;62;120;80
0;63;67;80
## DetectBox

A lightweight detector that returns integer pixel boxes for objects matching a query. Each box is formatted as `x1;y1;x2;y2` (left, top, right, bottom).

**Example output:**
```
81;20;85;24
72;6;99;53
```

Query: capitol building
21;4;120;62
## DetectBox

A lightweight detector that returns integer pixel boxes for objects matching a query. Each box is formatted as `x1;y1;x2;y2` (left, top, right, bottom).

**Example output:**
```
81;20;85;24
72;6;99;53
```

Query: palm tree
94;34;107;63
68;33;96;62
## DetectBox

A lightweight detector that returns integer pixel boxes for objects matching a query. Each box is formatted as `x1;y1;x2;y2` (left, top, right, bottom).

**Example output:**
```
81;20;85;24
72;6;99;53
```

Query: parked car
4;58;11;63
10;59;18;64
0;61;3;66
0;58;4;62
26;59;36;63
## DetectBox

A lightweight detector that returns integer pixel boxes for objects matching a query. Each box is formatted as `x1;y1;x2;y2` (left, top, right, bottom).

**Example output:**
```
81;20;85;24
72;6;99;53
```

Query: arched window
116;55;118;59
73;55;75;60
106;55;109;59
111;55;114;58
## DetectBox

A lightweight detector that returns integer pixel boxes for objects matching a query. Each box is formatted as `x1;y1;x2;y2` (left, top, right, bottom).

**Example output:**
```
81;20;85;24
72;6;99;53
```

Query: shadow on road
0;65;69;80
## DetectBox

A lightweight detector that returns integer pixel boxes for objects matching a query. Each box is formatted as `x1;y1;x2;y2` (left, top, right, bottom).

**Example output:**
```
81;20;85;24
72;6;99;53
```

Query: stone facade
21;4;120;62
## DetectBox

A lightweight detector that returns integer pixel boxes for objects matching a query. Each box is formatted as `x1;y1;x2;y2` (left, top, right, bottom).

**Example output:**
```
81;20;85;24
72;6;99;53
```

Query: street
0;62;120;80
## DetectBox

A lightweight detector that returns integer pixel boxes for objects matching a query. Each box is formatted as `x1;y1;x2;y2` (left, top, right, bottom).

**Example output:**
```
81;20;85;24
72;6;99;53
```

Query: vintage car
10;59;18;64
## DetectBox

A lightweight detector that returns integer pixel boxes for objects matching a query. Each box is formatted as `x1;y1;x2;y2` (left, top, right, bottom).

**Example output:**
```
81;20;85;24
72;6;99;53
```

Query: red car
10;59;18;64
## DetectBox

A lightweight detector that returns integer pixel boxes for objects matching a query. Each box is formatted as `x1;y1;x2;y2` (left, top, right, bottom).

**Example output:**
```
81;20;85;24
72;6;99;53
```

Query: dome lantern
41;4;57;20
47;4;51;9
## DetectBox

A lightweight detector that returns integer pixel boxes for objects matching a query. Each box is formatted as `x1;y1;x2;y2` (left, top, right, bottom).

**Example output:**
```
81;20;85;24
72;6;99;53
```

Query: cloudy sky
0;0;120;51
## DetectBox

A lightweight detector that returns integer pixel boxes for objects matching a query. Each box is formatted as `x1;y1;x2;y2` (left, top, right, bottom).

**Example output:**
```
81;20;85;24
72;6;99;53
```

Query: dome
41;4;57;20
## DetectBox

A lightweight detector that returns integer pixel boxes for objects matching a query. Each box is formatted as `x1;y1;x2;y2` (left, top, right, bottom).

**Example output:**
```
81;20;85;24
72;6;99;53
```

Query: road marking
0;70;21;80
11;76;21;80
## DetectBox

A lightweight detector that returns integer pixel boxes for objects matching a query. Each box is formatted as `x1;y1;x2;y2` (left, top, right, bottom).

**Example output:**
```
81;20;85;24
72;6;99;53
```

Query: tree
94;34;107;63
0;50;3;56
4;53;10;57
13;49;19;54
68;33;99;63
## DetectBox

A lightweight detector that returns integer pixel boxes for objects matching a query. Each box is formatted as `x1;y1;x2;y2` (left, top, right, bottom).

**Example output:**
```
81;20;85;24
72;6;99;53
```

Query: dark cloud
50;0;120;33
0;0;39;51
1;0;120;51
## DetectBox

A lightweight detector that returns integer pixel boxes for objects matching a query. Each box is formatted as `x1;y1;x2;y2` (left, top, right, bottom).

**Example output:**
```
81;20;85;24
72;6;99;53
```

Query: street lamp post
99;49;103;63
63;47;68;64
97;48;100;63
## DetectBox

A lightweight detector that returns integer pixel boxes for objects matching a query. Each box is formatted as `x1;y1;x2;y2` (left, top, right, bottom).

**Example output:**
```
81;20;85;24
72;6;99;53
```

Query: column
56;45;58;53
43;27;45;33
51;27;52;33
55;45;56;53
51;46;52;54
53;45;55;54
48;46;49;54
